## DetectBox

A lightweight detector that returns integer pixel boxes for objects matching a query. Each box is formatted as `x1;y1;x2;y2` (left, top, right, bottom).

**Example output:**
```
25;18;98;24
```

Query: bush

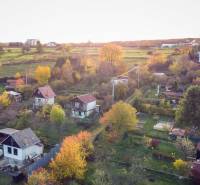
173;159;188;175
149;138;160;149
50;104;65;124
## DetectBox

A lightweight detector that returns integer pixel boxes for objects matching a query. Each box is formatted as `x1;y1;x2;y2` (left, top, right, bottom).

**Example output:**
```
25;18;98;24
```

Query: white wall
22;145;43;160
86;101;96;112
3;145;23;161
3;144;43;161
35;97;54;106
198;52;200;63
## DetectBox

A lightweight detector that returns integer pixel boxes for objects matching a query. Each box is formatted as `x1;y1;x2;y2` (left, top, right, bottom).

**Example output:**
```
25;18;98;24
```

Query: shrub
173;159;188;175
150;138;160;149
50;104;65;124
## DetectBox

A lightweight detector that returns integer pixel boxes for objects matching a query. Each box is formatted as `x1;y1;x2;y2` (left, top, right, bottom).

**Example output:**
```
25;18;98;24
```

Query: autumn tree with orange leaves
27;168;58;185
50;135;87;182
100;44;123;66
35;66;51;85
100;101;138;137
76;131;94;157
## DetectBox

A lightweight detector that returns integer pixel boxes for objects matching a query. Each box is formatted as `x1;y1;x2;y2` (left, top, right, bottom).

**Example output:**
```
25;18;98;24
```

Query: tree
176;86;200;127
169;56;196;76
50;104;65;124
80;57;96;75
50;136;86;181
147;52;167;71
61;59;74;83
100;101;138;137
27;168;57;185
115;83;128;100
173;159;188;175
35;66;51;85
15;72;21;79
100;44;122;66
0;91;11;107
76;131;94;158
36;41;43;53
175;138;195;159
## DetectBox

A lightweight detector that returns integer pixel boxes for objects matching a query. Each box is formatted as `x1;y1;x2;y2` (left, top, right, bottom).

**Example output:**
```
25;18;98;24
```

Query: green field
0;47;174;77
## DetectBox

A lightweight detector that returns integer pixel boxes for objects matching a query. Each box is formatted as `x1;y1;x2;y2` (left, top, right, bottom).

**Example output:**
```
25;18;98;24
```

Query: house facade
0;128;43;163
25;39;39;47
111;76;128;86
198;51;200;63
71;94;98;118
33;85;56;107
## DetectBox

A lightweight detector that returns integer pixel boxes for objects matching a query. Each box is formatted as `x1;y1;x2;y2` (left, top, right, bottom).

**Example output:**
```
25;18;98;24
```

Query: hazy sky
0;0;200;43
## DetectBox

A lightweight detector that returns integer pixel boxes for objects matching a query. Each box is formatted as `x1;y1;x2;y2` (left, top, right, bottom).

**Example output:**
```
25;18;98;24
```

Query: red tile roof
77;94;96;104
38;85;56;98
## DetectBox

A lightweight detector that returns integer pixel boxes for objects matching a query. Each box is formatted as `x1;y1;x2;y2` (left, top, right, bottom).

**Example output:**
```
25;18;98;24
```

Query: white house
0;128;43;164
71;94;99;118
46;42;57;47
198;51;200;63
25;39;39;47
111;76;128;86
33;85;56;107
161;44;178;49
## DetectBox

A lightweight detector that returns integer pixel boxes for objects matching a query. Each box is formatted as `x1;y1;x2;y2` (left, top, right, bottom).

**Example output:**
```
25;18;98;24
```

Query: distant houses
25;39;39;47
7;91;22;103
71;94;99;119
45;42;57;47
0;128;43;165
33;85;56;108
161;44;178;49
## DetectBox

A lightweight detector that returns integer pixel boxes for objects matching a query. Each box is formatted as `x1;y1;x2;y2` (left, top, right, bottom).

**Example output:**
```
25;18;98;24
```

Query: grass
0;46;175;77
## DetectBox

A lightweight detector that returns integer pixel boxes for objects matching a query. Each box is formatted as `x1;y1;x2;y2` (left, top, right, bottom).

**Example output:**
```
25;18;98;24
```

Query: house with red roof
33;85;56;107
71;94;98;118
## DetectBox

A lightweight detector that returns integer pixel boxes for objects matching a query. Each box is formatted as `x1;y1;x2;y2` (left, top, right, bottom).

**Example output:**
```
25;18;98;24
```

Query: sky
0;0;200;43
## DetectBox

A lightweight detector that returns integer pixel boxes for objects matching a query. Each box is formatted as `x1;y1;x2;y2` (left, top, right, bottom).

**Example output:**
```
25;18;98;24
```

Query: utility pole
137;68;140;89
112;78;115;103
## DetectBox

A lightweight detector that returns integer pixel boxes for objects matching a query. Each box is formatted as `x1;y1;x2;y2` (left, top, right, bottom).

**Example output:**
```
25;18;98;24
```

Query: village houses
0;128;43;166
71;94;99;119
33;85;56;108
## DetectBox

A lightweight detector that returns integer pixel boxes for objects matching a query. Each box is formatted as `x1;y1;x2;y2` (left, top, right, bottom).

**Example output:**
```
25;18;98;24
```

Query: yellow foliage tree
100;44;123;66
50;136;86;181
50;104;65;124
35;66;51;85
173;159;188;175
76;131;94;157
100;101;138;136
15;72;21;79
61;60;74;83
81;57;96;75
27;168;57;185
0;91;11;107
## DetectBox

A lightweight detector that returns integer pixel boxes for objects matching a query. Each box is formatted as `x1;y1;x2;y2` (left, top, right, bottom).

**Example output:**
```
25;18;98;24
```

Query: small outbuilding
71;94;99;119
33;85;56;108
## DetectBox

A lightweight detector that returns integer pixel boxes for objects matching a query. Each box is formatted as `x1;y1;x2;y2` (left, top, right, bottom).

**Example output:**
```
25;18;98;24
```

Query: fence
25;144;60;176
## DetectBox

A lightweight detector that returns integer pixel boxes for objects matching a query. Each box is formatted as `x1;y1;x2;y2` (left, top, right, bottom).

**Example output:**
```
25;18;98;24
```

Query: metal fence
26;144;60;176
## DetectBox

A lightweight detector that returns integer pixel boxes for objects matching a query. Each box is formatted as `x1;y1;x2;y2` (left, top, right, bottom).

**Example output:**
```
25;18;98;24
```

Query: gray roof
11;128;41;149
0;128;19;135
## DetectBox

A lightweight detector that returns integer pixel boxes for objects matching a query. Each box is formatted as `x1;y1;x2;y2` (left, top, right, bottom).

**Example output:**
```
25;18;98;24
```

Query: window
7;147;12;154
75;102;80;108
13;148;18;156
